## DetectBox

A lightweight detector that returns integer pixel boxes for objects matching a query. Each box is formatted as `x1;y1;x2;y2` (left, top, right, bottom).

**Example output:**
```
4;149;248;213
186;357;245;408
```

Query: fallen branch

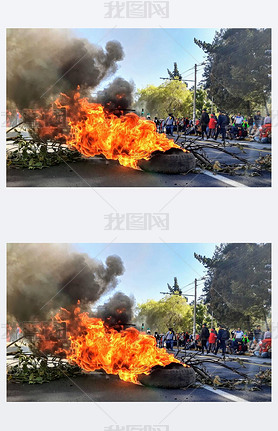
6;122;24;134
6;336;25;349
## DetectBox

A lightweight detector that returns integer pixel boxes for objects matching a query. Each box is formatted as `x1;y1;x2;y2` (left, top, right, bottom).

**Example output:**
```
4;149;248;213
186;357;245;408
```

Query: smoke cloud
7;29;127;110
7;244;125;322
96;77;135;112
97;292;135;326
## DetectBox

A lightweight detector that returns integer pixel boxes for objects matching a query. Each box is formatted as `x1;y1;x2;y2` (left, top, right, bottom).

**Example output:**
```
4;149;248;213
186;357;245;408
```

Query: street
7;350;271;402
6;135;271;188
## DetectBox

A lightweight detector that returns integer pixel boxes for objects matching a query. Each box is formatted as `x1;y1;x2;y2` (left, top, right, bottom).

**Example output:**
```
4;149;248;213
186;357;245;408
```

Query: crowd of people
152;324;271;359
151;109;271;144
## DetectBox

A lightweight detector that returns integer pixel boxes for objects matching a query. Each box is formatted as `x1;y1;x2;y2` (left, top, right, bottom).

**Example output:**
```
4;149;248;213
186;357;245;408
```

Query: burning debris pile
7;29;181;170
53;89;181;169
7;244;183;385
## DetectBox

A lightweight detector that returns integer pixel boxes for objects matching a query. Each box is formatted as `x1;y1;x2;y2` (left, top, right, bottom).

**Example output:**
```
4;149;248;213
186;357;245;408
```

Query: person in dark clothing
254;111;263;128
247;115;254;133
154;331;160;345
200;323;210;354
215;324;229;357
247;330;254;344
215;110;229;143
200;109;210;140
254;325;263;342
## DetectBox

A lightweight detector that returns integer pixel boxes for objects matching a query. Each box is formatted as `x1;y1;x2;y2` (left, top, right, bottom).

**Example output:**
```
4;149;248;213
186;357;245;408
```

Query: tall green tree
194;302;212;331
167;62;182;81
194;87;212;116
194;29;271;115
137;295;193;333
194;243;271;331
136;80;193;118
167;277;183;296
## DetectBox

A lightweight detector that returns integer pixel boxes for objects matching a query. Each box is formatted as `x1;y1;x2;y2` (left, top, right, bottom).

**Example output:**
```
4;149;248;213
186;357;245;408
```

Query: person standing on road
200;323;210;354
235;328;244;340
247;330;254;350
165;328;174;350
154;331;160;346
254;325;263;342
234;112;244;126
215;110;229;143
208;328;218;353
165;114;174;136
215;324;229;357
200;108;210;140
247;115;254;134
254;111;263;127
208;113;217;138
264;115;271;125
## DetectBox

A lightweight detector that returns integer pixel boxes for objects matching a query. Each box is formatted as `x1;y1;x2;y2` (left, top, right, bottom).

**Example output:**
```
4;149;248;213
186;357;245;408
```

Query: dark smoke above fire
97;291;135;326
96;77;135;112
7;29;134;110
7;244;134;324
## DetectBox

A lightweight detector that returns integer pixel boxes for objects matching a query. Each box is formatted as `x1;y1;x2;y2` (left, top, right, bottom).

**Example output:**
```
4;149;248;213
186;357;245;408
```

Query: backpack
222;329;230;340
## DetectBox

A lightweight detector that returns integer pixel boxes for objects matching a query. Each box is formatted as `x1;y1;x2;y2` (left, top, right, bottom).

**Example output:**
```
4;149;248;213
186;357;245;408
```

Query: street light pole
193;278;197;340
193;64;197;125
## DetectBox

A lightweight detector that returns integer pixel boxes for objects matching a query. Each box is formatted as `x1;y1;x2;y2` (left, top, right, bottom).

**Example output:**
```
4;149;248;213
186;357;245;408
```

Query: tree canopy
194;243;271;330
194;28;271;115
136;79;193;118
137;295;193;334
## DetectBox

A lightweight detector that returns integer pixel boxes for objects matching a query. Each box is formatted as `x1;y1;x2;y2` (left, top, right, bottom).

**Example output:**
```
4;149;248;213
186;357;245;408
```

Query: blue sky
73;28;218;91
74;243;218;308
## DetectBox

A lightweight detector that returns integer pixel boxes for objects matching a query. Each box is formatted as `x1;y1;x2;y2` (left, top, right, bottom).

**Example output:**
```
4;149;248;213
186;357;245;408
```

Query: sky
73;28;218;92
74;243;219;308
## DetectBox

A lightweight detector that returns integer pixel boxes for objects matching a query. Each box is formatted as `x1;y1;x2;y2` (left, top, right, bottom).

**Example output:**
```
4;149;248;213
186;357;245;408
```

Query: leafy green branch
7;354;82;384
7;135;82;170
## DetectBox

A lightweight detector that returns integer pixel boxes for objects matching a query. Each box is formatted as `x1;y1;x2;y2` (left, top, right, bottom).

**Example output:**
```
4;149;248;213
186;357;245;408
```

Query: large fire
33;90;182;169
25;305;184;384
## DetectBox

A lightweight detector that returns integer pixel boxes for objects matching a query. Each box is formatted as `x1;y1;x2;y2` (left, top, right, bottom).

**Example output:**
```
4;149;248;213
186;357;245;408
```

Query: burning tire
138;363;196;389
138;148;196;174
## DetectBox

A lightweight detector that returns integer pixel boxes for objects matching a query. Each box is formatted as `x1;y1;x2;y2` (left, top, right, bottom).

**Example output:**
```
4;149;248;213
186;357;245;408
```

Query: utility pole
161;276;203;343
193;64;197;125
193;278;197;340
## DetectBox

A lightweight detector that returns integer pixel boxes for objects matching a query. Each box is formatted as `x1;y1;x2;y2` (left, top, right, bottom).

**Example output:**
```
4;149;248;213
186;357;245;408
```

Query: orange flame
34;90;183;169
26;305;185;384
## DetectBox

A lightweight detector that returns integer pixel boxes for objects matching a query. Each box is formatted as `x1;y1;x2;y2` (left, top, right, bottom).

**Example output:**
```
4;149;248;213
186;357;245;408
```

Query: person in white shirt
235;113;244;126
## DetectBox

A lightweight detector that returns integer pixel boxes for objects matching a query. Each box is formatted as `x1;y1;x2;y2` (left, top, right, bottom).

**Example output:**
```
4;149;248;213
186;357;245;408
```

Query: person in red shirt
208;114;218;139
260;123;271;143
208;328;218;353
254;337;271;358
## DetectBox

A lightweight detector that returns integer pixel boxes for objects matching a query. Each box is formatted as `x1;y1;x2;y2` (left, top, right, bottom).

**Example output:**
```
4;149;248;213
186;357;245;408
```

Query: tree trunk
246;314;251;332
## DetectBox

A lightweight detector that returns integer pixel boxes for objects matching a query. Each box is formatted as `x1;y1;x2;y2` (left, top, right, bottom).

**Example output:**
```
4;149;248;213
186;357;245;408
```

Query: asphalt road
7;351;271;402
6;135;271;187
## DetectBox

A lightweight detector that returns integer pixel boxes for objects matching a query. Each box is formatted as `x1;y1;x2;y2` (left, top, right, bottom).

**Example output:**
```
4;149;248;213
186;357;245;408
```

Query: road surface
7;351;271;402
6;135;271;187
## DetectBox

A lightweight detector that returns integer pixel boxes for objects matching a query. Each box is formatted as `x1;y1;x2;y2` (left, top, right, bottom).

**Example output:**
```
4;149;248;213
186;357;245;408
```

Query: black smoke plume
7;29;127;110
7;244;125;323
96;292;135;326
96;77;135;112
